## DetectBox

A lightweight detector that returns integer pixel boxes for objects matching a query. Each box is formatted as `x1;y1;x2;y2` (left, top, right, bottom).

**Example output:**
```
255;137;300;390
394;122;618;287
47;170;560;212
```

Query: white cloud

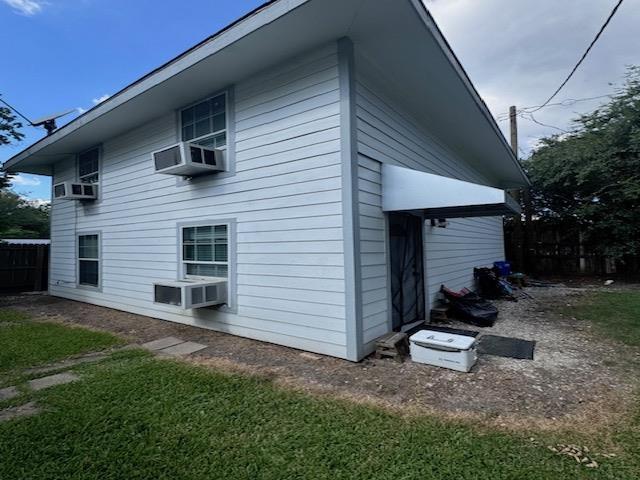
424;0;639;156
2;0;45;16
77;106;87;114
26;198;50;207
92;94;110;105
10;174;41;187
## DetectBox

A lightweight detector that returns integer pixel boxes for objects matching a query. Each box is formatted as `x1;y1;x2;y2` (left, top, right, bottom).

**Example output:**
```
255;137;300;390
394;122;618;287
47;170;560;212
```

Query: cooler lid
409;330;476;350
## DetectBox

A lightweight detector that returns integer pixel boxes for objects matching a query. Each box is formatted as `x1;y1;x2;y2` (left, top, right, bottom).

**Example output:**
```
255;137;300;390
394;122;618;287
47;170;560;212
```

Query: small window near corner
79;147;100;183
78;234;100;287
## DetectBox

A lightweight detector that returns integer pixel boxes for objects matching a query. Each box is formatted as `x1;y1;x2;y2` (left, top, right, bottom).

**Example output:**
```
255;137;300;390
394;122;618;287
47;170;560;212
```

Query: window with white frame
180;93;226;148
78;234;100;287
78;147;100;183
182;225;228;278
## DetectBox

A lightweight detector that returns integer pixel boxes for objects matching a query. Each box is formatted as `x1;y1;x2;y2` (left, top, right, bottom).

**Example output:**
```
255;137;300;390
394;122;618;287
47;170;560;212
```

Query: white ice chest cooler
409;330;477;372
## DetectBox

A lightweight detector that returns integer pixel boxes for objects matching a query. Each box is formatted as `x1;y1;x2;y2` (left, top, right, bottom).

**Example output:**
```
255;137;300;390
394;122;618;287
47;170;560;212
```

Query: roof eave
409;0;530;187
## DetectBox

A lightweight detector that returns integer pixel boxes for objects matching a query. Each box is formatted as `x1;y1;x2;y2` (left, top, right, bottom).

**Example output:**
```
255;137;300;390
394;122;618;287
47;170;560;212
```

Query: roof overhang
382;164;521;218
4;0;529;188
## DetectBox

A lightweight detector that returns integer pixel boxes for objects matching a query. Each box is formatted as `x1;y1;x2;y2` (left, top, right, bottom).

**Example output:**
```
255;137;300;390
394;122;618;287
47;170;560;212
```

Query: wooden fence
505;221;639;277
0;244;49;292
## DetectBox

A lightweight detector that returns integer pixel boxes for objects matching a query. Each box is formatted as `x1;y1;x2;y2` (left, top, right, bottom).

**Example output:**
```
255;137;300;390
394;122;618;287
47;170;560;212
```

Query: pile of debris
546;442;620;469
439;286;498;327
432;263;532;327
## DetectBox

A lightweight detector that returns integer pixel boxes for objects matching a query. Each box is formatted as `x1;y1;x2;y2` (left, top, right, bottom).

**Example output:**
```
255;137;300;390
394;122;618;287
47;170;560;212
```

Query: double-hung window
78;234;100;287
182;225;228;278
180;93;226;148
78;147;100;184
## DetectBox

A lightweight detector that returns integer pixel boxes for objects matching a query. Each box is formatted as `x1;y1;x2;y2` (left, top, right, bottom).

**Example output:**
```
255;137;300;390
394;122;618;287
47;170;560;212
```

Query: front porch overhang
381;164;521;219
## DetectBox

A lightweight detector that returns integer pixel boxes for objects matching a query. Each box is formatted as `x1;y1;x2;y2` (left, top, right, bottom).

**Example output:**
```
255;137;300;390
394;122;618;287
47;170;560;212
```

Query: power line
528;0;625;113
518;94;613;114
520;113;570;134
495;93;614;121
0;94;33;125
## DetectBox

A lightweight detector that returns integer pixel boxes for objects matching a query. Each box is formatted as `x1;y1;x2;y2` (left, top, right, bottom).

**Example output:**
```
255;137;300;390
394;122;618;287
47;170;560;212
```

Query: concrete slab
0;386;19;401
142;337;185;351
27;372;80;391
160;341;207;357
0;401;41;422
25;354;108;375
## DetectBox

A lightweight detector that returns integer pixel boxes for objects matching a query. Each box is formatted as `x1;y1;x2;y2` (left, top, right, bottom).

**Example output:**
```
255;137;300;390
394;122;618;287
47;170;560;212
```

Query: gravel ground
2;286;638;432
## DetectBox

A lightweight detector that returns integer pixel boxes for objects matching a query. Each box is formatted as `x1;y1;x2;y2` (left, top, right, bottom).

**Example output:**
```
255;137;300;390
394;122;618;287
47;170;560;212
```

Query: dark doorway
389;212;425;330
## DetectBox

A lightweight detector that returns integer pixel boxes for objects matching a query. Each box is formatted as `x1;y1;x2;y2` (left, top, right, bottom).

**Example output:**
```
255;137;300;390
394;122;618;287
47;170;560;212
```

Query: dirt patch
1;287;638;432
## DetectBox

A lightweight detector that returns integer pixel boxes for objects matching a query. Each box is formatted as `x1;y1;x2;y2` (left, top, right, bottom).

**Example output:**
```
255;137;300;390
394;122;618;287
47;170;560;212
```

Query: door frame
386;210;428;331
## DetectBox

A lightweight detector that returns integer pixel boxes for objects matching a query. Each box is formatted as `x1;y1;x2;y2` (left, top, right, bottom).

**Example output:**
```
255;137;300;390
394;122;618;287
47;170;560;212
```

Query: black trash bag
441;287;498;327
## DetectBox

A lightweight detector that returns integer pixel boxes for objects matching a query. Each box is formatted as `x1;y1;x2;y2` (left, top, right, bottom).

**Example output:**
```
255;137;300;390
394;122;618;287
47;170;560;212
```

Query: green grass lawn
1;308;639;479
563;291;640;347
0;308;122;376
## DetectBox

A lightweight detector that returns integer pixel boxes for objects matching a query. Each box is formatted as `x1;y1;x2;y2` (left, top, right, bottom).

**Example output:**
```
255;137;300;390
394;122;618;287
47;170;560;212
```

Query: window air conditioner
153;279;227;309
53;182;98;200
152;142;225;176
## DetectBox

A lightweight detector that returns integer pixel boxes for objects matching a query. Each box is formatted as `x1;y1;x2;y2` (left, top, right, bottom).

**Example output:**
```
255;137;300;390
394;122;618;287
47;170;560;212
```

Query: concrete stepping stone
159;341;207;357
0;401;41;422
28;372;80;391
25;354;108;375
0;386;19;401
142;337;185;351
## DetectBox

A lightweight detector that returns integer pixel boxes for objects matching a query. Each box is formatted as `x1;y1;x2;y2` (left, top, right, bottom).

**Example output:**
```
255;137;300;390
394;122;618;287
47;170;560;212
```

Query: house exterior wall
47;39;507;361
49;42;350;358
353;53;505;352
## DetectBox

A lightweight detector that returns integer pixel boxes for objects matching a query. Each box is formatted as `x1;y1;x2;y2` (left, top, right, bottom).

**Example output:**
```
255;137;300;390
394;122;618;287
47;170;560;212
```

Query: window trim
181;224;229;280
77;145;102;184
76;231;102;291
176;218;236;312
178;90;228;148
175;86;236;184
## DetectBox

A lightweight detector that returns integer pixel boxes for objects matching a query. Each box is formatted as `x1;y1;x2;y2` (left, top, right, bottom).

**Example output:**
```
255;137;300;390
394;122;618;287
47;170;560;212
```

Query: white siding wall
354;56;505;344
356;154;388;346
49;43;349;358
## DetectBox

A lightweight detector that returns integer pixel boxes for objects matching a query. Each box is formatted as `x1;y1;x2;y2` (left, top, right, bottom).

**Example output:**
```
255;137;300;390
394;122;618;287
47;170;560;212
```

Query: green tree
0;190;50;239
0;105;24;145
0;171;12;189
0;103;49;239
1;104;23;188
526;66;640;259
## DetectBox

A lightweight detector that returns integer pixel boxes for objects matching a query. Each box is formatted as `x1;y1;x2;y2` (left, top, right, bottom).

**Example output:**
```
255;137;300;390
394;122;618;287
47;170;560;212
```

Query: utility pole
509;106;518;154
509;106;525;272
509;106;533;273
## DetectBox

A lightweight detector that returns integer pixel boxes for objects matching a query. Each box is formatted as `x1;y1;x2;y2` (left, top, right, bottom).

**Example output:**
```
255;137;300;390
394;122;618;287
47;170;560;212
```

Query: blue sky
0;0;264;201
2;0;638;201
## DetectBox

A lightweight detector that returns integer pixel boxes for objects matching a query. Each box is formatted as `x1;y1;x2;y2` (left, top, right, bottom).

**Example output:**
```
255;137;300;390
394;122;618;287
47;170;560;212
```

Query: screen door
389;212;425;330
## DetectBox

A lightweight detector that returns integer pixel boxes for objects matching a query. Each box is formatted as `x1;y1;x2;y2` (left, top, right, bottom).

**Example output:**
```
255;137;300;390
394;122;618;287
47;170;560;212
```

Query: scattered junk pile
375;260;538;372
437;261;521;328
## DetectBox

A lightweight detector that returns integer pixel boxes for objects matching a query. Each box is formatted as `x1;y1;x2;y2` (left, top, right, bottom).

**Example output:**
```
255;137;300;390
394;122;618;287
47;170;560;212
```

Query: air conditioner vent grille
203;149;216;166
53;184;66;197
191;286;204;305
205;285;218;301
154;145;182;170
190;146;203;163
154;285;182;306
